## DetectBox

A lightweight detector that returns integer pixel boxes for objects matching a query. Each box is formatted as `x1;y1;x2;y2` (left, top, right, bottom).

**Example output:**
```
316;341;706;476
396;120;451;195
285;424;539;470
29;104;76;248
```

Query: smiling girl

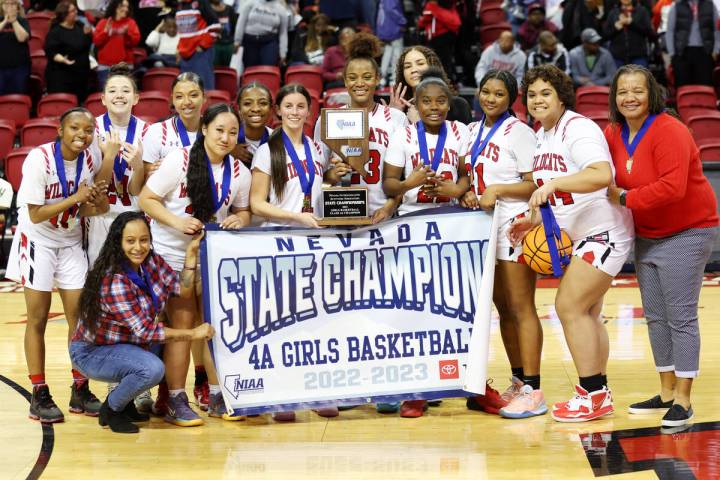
232;81;274;168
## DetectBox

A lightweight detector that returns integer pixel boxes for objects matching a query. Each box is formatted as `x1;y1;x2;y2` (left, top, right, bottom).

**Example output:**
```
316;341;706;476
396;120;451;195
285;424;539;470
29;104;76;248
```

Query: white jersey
16;142;97;248
464;115;535;221
240;125;274;158
251;136;328;227
314;104;408;215
533;110;633;241
145;147;251;267
385;120;469;215
142;116;199;164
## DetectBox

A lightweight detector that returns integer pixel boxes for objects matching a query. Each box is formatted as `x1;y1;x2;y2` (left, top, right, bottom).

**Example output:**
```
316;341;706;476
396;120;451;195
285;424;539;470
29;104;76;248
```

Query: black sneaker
661;404;694;427
123;401;150;422
628;395;674;415
99;399;139;433
29;385;64;423
69;382;102;416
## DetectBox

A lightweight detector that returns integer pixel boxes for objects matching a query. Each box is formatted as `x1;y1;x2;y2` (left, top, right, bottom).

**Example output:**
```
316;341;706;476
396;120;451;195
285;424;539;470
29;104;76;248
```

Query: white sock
169;389;184;398
209;384;221;395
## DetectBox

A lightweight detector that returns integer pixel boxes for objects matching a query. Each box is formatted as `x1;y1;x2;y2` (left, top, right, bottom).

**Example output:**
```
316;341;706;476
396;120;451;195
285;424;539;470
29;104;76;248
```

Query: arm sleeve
146;30;160;50
626;124;692;210
278;5;289;58
144;150;185;198
16;149;47;207
251;143;272;174
93;19;110;47
234;2;250;44
603;9;621;38
627;6;653;36
666;3;676;56
384;129;409;168
232;163;252;209
565;118;612;169
106;276;166;343
44;27;62;57
126;20;141;47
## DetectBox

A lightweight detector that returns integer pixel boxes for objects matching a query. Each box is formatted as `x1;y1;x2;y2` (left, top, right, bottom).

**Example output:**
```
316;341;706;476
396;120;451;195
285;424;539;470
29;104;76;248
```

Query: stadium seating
206;89;232;105
214;67;238;101
480;7;507;26
132;48;148;66
4;147;32;192
699;142;720;164
242;66;281;96
30;50;47;78
0;119;16;169
479;23;511;49
687;113;720;147
676;85;717;110
21;118;60;147
134;91;171;122
575;86;610;110
84;92;105;117
285;65;323;98
37;93;78;118
29;33;44;52
26;11;52;40
0;94;31;128
582;109;610;131
142;67;180;93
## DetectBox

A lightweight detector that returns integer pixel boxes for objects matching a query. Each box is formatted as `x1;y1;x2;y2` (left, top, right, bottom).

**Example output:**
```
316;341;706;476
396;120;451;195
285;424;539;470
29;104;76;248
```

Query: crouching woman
69;211;214;433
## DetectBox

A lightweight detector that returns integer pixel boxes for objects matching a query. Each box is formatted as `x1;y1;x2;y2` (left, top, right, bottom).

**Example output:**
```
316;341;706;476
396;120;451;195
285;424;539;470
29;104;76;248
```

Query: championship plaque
319;108;372;226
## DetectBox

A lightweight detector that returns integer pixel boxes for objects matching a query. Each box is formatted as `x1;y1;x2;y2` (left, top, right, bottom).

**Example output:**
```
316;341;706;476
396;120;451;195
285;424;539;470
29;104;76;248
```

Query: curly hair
477;69;519;118
343;31;383;78
394;46;455;103
267;84;313;201
187;103;241;223
609;64;666;124
104;0;132;20
521;64;575;110
104;62;139;93
79;212;151;335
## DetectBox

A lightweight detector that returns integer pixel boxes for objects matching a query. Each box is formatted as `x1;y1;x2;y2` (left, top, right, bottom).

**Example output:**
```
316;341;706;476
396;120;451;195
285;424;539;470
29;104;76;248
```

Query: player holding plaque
315;33;408;224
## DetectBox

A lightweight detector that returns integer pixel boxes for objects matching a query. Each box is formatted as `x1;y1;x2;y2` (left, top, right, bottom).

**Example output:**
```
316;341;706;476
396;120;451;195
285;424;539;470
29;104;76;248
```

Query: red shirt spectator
93;0;140;65
417;0;461;40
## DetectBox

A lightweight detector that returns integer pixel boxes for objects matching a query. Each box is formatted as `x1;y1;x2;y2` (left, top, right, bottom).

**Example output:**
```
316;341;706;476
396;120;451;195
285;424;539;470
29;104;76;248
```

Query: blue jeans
70;341;165;411
242;34;280;67
180;46;215;90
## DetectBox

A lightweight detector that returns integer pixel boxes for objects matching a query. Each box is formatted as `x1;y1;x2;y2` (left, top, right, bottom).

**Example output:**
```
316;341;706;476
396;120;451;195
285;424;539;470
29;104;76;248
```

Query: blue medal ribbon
238;124;269;146
621;114;657;159
53;139;84;199
539;203;571;278
175;116;192;147
470;112;509;167
416;121;448;171
103;113;137;185
206;154;232;213
124;263;160;311
281;130;316;200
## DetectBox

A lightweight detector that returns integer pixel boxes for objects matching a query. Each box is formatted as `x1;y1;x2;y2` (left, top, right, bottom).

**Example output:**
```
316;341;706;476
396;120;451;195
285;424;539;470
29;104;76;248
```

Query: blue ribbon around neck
470;112;509;167
416;121;448;172
621;114;657;160
124;263;160;311
281;130;315;197
205;154;232;213
103;113;137;185
53;139;84;199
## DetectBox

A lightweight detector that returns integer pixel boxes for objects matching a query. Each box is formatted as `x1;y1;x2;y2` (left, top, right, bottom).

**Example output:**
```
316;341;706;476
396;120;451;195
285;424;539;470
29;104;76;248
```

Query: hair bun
108;62;134;77
420;67;448;84
348;32;383;60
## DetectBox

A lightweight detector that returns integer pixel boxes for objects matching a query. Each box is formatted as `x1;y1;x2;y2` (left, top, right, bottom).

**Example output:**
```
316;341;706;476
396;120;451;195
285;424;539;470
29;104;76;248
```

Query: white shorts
153;245;186;273
6;231;88;291
497;211;529;263
86;215;115;268
572;228;632;277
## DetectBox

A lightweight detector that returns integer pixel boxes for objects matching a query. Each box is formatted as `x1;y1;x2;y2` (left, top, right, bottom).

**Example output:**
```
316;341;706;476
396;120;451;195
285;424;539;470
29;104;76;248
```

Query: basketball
522;223;573;275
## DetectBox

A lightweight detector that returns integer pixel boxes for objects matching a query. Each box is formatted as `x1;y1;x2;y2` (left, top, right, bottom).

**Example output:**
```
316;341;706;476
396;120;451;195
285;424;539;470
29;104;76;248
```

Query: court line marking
0;374;54;480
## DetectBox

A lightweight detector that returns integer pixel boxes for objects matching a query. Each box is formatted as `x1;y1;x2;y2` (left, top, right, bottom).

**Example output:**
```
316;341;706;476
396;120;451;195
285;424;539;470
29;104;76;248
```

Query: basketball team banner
200;207;498;415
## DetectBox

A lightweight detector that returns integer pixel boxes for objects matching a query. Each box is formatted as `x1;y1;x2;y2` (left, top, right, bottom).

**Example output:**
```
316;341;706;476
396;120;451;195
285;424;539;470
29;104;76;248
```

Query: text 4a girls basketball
522;223;573;275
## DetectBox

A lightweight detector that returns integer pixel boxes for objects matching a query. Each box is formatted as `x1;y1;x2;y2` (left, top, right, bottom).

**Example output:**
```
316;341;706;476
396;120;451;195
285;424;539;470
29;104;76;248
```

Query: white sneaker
501;376;525;403
551;385;614;423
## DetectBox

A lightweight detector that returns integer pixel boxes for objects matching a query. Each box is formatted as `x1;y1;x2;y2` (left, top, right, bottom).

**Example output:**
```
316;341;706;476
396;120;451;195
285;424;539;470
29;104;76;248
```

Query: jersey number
536;178;575;206
467;163;486;195
417;171;453;203
49;205;79;229
108;177;132;207
350;149;381;185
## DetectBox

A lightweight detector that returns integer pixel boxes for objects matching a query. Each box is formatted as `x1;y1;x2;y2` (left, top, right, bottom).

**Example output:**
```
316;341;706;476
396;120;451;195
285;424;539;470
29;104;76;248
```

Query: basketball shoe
400;400;428;418
208;392;245;421
552;385;614;422
554;386;613;411
165;391;204;427
69;381;101;416
193;380;209;411
466;379;512;414
499;385;548;419
29;385;64;423
152;381;169;416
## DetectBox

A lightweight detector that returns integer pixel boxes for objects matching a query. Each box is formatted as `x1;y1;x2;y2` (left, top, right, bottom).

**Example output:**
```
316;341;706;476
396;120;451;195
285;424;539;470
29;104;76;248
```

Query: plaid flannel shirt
73;252;180;345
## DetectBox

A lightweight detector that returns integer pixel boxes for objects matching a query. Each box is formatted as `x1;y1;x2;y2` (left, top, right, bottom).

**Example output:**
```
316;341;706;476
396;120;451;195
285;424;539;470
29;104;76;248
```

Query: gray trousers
635;227;719;378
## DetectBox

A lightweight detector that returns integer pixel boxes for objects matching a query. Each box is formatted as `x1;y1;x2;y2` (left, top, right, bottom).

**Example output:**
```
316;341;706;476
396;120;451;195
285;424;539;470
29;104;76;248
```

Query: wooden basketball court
2;277;719;479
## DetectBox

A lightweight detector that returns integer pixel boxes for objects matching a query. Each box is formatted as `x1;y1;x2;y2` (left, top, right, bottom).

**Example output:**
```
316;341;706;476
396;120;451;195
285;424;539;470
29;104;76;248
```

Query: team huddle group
6;32;718;434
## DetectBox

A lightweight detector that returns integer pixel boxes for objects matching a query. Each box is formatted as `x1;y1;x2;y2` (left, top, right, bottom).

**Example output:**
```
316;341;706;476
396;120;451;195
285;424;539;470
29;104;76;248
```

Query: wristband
619;190;627;207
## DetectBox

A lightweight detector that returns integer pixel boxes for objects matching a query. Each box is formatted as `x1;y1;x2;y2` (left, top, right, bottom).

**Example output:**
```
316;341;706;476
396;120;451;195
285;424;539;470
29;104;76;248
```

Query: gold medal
625;157;633;174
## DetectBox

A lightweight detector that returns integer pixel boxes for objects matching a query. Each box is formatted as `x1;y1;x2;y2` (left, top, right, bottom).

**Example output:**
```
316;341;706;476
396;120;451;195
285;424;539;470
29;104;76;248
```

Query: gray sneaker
134;390;154;414
29;385;64;423
208;392;244;421
164;391;203;427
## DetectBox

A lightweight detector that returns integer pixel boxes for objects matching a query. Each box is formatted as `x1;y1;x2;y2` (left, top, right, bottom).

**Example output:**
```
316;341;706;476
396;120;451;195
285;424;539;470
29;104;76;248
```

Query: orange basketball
522;223;573;275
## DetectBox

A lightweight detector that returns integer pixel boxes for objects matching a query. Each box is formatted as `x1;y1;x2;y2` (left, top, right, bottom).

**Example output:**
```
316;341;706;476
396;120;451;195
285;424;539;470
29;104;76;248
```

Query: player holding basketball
383;69;470;417
509;65;634;422
233;82;274;168
6;108;108;423
459;69;545;419
139;103;252;426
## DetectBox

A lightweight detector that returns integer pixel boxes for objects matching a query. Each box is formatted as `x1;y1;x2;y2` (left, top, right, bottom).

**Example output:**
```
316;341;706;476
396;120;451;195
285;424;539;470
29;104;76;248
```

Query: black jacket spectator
666;0;720;86
603;0;653;65
0;0;31;94
562;0;610;49
45;1;92;101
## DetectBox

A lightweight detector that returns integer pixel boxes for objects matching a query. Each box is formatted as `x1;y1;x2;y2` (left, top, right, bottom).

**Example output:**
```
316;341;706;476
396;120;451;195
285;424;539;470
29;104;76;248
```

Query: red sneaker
193;380;209;411
466;380;508;415
552;385;614;423
152;382;169;416
400;400;427;418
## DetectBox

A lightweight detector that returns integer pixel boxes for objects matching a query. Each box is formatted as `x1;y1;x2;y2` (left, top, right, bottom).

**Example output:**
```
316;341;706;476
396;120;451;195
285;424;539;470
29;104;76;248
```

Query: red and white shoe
551;385;614;423
193;381;209;411
553;386;613;411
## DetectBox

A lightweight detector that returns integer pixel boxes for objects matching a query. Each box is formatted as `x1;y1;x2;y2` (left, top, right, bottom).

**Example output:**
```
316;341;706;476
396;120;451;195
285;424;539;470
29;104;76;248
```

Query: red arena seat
37;93;79;118
21;117;60;147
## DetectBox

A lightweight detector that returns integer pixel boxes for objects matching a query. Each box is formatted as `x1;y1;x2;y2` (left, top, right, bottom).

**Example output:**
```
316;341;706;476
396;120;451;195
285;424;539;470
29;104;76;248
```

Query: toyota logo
441;364;457;375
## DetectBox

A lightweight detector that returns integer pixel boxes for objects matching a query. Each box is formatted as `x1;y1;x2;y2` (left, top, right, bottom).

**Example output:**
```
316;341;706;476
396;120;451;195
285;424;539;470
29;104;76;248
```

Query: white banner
201;207;497;415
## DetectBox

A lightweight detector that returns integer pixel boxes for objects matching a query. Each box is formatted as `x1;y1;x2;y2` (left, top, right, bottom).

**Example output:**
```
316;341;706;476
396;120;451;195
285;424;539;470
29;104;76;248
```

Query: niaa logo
336;119;356;130
224;374;265;399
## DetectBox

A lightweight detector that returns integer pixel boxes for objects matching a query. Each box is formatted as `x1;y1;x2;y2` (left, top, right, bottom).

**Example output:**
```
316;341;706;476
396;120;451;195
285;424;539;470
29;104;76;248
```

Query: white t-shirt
239;125;274;158
384;120;469;215
16;142;97;247
145;147;251;264
142;116;199;164
464;115;535;221
314;104;409;215
533;110;633;241
251;136;328;227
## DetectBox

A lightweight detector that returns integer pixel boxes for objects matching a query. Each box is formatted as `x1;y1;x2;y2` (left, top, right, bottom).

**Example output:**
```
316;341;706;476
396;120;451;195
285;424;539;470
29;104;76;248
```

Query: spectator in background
288;13;334;65
234;0;289;68
93;0;141;89
562;0;608;49
0;0;30;95
45;1;93;101
319;0;367;29
652;0;674;67
210;0;237;66
518;3;559;50
526;31;571;75
322;26;355;88
377;0;406;87
569;27;617;86
145;16;180;67
604;0;652;67
177;0;219;90
475;30;527;87
418;0;461;83
666;0;720;87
